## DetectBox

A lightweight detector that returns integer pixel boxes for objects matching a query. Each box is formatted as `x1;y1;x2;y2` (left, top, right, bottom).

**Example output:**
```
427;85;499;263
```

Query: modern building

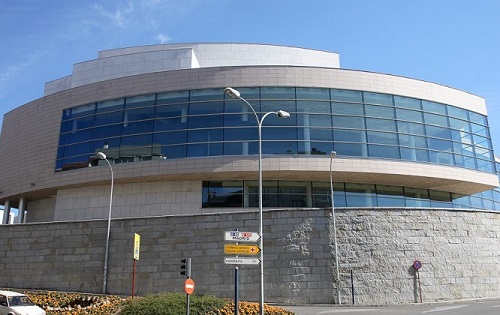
1;43;499;304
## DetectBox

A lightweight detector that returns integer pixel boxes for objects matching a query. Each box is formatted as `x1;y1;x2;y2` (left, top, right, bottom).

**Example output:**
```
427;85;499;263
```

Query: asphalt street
279;298;500;315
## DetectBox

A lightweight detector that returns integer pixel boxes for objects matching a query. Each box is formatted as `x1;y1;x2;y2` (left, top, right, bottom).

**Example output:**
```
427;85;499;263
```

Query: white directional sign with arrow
224;257;261;265
224;231;261;242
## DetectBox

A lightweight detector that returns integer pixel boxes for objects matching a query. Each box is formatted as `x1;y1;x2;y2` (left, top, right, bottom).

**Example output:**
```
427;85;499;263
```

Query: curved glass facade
56;87;499;210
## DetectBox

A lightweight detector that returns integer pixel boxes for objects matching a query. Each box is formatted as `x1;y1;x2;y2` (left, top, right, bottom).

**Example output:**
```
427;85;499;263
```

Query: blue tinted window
224;127;257;141
334;129;366;142
154;116;187;131
367;131;398;145
296;87;330;100
297;101;331;114
157;90;189;104
422;101;446;115
397;121;425;135
125;94;155;108
261;87;295;100
187;143;223;157
331;89;363;103
396;108;423;123
394;96;421;110
95;112;123;126
333;116;365;129
96;99;123;113
368;145;400;159
447;106;468;120
190;89;224;102
153;131;187;145
188;129;223;142
70;103;95;118
334;142;366;157
365;105;395;119
262;141;297;154
424;112;448;126
299;141;333;155
366;118;397;132
298;114;332;128
332;102;364;116
363;92;393;106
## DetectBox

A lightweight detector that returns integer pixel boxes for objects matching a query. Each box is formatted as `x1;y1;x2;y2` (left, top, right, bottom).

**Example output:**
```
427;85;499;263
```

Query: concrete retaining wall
1;208;500;305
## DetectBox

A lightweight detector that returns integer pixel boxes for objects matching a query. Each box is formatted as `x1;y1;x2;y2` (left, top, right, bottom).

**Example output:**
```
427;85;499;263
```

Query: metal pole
235;266;239;315
330;152;341;305
102;157;114;294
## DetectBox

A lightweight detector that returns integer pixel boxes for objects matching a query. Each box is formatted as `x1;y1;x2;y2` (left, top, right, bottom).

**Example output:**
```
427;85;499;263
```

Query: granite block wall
1;208;500;305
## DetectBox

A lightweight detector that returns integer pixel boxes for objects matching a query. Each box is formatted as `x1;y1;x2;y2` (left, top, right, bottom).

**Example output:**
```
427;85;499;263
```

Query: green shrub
120;292;227;315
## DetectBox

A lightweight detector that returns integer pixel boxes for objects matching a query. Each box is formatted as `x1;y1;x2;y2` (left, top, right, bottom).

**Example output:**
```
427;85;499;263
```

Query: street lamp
96;151;114;294
224;87;290;315
329;151;341;304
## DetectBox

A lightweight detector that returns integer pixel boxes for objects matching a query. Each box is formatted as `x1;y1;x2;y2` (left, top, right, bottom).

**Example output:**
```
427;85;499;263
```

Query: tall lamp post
329;151;341;304
224;87;290;315
96;151;114;294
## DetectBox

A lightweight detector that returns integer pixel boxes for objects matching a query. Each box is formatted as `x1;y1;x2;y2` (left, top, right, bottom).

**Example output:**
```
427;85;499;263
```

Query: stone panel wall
1;208;500;305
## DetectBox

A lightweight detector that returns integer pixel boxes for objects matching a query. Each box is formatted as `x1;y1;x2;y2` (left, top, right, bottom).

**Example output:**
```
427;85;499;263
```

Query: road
280;299;500;315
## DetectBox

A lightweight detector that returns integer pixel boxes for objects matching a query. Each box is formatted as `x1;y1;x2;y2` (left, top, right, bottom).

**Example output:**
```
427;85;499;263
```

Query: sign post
132;233;140;297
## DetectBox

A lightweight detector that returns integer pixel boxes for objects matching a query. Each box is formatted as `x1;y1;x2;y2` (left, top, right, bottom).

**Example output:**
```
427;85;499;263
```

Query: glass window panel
65;129;92;144
398;134;427;148
60;121;69;133
91;138;121;153
299;127;333;141
157;90;189;104
297;101;332;114
331;89;363;103
345;183;376;207
299;114;332;128
156;104;188;118
153;131;187;145
263;126;297;140
334;142;366;157
469;111;487;126
96;98;124;113
365;105;395;119
262;141;297;154
63;142;90;158
227;87;261;101
94;111;123;126
405;187;430;199
473;134;492;149
368;145;400;159
332;102;364;116
470;123;489;137
154;116;188;131
188;129;223;142
260;101;297;126
429;151;454;165
427;138;453;151
447;106;468;120
224;112;258;127
477;159;494;173
424;112;448;126
125;107;155;122
121;134;153;146
406;198;431;207
224;142;258;155
422;101;446;115
61;155;90;170
334;129;366;142
397;121;425;135
224;127;258;141
363;92;393;106
366;118;397;132
202;181;243;208
400;148;429;162
260;87;295;99
429;190;452;202
449;117;470;132
396;108;423;123
377;197;405;207
475;146;493;160
187;143;223;157
92;124;122;139
125;94;155;108
188;115;223;128
367;131;398;145
68;116;94;131
71;103;95;118
190;88;224;102
298;141;333;155
333;116;365;129
426;125;451;139
188;101;223;115
296;87;330;100
122;120;154;135
161;144;186;159
394;96;421;110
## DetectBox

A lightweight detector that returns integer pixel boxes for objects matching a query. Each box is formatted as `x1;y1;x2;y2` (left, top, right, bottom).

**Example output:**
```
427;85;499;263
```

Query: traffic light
180;257;191;277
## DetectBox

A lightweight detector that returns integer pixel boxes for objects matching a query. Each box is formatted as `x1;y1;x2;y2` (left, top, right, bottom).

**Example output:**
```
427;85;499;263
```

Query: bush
120;292;227;315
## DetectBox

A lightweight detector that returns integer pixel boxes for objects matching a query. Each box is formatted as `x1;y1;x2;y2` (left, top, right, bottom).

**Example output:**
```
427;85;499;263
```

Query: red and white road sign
184;278;195;295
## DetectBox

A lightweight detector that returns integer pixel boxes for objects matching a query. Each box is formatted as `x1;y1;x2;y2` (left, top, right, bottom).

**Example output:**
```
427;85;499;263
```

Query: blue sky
1;0;500;151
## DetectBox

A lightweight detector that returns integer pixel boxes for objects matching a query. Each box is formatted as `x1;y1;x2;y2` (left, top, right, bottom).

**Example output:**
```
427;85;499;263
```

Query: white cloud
155;33;171;44
93;1;135;28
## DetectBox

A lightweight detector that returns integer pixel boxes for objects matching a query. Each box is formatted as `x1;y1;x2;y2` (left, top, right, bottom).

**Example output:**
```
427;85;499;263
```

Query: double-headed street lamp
329;151;341;304
95;151;114;294
224;87;290;315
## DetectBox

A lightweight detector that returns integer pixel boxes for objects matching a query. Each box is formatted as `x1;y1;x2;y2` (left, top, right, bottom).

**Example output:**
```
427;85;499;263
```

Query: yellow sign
224;244;261;255
134;233;141;260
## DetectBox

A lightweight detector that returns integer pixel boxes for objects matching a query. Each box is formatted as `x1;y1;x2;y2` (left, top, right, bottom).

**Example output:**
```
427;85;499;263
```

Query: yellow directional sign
224;244;261;255
133;233;140;260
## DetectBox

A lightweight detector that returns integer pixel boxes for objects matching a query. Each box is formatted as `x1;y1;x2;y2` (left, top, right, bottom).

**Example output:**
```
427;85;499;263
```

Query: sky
1;0;500;151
